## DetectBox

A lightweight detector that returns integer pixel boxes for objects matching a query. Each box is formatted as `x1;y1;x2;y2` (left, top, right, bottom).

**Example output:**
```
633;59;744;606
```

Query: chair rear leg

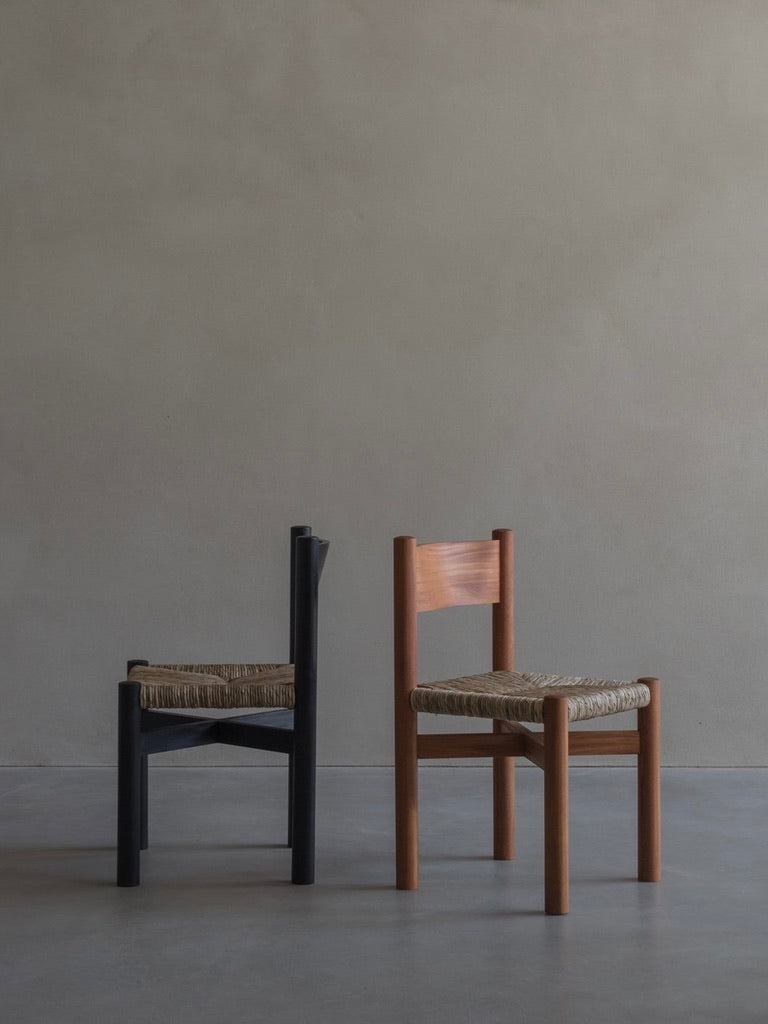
395;702;419;889
290;743;315;884
117;682;142;887
492;721;515;860
543;696;569;915
637;677;661;882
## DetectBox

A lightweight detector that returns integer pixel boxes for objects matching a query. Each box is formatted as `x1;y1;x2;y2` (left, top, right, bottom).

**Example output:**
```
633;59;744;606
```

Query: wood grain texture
492;529;515;860
394;536;419;890
493;723;515;859
500;720;546;768
417;732;527;758
491;529;514;671
568;730;640;756
414;540;500;612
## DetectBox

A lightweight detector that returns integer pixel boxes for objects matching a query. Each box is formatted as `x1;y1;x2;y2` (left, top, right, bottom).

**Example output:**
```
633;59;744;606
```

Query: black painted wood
288;525;311;848
234;709;294;730
140;754;148;850
291;535;324;884
141;718;219;755
141;709;212;730
212;719;293;753
117;681;142;886
116;526;327;887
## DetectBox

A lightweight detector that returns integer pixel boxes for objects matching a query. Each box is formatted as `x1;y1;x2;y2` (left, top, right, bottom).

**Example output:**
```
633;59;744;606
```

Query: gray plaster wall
3;1;768;766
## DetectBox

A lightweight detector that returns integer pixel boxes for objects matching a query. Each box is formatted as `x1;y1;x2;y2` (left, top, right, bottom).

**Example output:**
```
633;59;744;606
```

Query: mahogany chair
117;526;329;887
393;529;660;914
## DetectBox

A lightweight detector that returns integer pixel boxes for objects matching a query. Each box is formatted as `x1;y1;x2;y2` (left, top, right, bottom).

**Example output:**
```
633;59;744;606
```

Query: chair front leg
543;696;569;915
637;677;661;882
287;751;294;847
117;681;143;886
290;740;315;884
395;699;419;890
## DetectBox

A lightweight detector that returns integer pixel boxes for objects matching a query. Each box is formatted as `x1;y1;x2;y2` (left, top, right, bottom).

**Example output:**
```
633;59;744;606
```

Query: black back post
287;525;312;846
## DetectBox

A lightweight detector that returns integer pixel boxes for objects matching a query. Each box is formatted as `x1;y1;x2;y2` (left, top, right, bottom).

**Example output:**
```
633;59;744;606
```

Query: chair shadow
0;842;301;890
427;854;500;863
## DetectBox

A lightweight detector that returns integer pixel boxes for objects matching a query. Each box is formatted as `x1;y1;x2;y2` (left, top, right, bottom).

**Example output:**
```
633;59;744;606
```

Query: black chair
117;526;329;886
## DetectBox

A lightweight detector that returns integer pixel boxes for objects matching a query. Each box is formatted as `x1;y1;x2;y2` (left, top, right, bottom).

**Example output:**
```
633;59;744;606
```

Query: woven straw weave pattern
411;671;650;724
128;663;294;710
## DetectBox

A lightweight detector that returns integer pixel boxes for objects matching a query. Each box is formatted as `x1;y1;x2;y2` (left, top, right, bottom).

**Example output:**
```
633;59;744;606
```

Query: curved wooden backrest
414;540;500;612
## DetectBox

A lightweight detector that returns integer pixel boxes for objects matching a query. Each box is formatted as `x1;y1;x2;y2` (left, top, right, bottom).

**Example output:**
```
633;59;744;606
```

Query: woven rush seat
411;671;651;724
128;663;294;710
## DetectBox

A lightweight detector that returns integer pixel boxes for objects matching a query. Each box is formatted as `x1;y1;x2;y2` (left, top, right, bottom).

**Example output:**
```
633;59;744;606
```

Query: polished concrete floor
1;766;766;1023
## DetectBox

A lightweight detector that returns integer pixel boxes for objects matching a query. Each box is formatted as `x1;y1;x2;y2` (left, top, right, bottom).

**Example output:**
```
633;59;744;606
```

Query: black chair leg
290;533;321;885
117;682;142;886
290;743;315;884
287;752;294;847
140;754;149;850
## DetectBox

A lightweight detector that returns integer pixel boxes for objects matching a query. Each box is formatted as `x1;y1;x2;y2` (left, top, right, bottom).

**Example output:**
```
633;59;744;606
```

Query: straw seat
412;671;650;724
128;663;294;711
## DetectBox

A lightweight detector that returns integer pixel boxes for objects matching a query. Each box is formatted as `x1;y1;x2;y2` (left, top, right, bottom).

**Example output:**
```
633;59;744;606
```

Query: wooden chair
117;526;329;887
393;530;660;914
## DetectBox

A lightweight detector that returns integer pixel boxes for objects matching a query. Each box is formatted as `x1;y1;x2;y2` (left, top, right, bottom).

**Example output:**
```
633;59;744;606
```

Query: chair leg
117;682;142;887
637;677;661;882
395;701;419;889
543;696;569;915
290;743;315;884
287;752;294;847
140;753;149;850
493;721;515;860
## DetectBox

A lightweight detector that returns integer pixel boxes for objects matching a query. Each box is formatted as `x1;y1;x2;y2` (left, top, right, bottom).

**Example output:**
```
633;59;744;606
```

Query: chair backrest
394;530;514;693
413;540;501;612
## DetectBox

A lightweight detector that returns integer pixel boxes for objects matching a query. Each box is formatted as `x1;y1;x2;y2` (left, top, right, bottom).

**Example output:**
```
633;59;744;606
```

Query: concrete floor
1;766;766;1024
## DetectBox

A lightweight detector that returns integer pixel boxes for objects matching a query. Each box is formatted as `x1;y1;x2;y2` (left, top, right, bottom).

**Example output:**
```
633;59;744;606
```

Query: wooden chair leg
117;681;142;887
287;752;294;847
140;753;149;850
493;721;515;860
290;743;315;885
637;677;661;882
543;696;569;915
395;702;419;889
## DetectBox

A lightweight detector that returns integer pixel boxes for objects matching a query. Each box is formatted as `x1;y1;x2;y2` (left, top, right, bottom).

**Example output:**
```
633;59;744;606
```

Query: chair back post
492;529;514;672
394;535;420;889
293;535;329;717
491;529;515;862
290;525;313;663
291;534;328;884
394;536;419;701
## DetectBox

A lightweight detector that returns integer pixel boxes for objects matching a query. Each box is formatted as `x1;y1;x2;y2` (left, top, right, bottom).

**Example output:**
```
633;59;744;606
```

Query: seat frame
117;526;328;887
394;529;660;914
